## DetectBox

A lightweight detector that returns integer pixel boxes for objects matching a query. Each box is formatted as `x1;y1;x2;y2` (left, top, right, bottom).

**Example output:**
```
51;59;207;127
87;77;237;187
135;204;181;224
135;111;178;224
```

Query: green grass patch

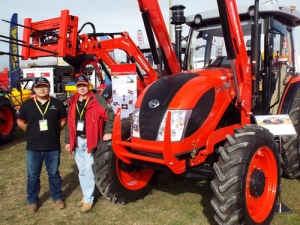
0;132;299;225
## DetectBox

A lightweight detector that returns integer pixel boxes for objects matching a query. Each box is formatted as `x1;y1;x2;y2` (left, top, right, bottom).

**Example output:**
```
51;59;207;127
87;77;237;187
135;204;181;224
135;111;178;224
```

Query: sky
0;0;299;69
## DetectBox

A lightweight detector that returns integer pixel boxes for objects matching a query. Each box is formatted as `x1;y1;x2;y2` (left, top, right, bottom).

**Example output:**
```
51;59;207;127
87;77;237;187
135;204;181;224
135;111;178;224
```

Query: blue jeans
74;136;95;203
26;150;62;205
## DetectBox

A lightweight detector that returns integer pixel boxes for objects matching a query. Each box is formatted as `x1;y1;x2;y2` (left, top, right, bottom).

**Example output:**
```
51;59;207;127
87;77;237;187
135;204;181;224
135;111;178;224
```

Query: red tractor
0;93;16;144
93;0;300;224
0;64;18;145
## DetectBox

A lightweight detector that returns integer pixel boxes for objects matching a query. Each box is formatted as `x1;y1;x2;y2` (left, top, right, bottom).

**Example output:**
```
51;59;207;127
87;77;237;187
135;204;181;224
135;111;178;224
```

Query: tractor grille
139;73;198;140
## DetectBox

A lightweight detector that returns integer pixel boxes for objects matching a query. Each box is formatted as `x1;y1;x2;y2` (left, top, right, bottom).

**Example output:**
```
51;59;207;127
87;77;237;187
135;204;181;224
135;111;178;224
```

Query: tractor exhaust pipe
170;5;186;71
251;0;261;95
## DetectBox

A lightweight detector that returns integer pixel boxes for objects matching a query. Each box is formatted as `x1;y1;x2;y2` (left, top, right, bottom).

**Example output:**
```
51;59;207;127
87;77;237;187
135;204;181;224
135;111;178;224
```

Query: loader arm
138;0;181;74
19;10;157;87
217;0;252;124
102;52;117;66
78;32;158;84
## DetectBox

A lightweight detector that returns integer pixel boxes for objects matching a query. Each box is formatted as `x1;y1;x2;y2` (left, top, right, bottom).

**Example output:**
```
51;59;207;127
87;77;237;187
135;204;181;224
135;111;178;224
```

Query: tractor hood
135;68;235;141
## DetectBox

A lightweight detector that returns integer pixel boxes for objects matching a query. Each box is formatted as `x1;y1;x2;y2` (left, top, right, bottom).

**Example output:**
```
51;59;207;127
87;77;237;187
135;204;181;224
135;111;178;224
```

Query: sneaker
27;204;37;214
76;199;84;208
80;202;93;213
53;200;66;209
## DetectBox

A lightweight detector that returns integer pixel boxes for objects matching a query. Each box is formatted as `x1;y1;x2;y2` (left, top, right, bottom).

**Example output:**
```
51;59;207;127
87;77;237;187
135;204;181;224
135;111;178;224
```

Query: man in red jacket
65;75;114;213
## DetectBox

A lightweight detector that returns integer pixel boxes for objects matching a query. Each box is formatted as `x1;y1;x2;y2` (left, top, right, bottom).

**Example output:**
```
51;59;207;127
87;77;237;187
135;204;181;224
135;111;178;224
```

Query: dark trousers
26;150;62;205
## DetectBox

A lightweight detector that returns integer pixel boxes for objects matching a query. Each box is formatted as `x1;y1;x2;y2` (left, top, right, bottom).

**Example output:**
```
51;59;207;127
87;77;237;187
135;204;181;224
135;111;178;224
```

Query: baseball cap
75;75;89;85
34;77;50;86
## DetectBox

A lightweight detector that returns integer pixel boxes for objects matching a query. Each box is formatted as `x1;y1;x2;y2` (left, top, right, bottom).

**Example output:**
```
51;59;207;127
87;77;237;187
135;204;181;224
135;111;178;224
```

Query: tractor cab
184;3;300;115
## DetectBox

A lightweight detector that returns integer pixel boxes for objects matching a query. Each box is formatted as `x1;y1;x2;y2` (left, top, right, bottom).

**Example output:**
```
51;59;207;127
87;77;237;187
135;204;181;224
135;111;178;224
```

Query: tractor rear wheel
0;97;16;144
93;118;157;204
211;125;279;225
281;88;300;178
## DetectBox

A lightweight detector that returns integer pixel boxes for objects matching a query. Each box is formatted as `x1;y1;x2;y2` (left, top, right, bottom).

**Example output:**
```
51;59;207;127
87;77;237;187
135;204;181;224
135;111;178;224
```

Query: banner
9;13;21;89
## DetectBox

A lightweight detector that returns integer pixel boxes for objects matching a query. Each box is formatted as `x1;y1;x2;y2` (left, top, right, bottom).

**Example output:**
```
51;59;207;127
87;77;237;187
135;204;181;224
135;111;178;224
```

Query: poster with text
111;64;137;118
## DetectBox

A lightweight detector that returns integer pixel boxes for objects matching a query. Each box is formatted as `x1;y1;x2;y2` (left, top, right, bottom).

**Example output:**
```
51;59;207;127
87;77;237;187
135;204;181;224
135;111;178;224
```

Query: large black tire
211;124;279;225
281;88;300;178
0;97;16;145
93;117;157;204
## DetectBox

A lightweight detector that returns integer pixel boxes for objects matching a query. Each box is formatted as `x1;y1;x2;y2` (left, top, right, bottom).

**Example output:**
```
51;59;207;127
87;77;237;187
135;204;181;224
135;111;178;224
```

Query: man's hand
60;120;67;130
65;144;71;153
103;133;112;141
17;120;27;132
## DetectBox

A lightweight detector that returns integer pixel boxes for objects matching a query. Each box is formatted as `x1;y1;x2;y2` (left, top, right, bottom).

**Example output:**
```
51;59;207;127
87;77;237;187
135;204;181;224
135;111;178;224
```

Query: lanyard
34;97;50;120
76;97;89;120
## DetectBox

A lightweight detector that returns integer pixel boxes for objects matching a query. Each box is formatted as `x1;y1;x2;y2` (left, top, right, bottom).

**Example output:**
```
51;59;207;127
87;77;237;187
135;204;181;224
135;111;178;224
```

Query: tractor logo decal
148;99;160;108
216;81;232;93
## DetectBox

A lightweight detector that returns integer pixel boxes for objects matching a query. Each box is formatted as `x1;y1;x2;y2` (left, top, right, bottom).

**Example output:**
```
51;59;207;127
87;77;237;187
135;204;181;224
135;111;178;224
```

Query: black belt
78;134;87;138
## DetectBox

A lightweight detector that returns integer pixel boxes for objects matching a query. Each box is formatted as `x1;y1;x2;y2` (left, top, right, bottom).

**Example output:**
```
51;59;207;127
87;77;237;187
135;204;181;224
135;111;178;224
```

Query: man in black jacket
18;77;67;214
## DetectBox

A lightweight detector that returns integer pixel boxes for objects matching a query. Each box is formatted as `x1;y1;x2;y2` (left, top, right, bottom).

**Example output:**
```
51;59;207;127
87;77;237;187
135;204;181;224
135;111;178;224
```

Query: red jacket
67;92;108;153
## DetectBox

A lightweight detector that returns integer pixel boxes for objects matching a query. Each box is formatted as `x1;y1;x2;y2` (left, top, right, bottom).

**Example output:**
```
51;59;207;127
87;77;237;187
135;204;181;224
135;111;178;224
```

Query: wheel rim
246;146;278;223
116;158;155;190
0;106;14;135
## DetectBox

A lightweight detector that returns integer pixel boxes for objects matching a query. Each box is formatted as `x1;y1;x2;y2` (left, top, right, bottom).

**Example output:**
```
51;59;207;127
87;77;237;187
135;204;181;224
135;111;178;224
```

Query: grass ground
0;128;299;225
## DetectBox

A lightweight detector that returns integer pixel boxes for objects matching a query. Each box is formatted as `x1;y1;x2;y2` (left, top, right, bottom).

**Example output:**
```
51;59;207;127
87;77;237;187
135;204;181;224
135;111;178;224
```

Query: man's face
33;84;50;97
76;84;89;96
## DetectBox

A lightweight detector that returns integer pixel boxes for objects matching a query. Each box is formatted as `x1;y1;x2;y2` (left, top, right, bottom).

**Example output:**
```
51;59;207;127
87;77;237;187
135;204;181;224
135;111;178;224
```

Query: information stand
255;114;295;214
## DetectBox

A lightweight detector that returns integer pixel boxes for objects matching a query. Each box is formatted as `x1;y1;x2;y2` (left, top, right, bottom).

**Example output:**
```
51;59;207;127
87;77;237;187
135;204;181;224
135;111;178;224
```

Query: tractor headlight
131;108;140;138
156;110;192;142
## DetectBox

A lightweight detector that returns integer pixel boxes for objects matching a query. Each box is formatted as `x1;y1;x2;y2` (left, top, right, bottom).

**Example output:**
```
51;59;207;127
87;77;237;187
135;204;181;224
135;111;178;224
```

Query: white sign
255;114;296;136
23;67;54;95
137;30;143;46
112;74;137;118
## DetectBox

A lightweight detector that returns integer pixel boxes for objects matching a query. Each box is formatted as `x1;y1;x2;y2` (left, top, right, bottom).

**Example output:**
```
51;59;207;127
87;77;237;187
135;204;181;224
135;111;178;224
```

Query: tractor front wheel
0;97;16;144
211;124;279;225
92;140;157;204
92;118;157;204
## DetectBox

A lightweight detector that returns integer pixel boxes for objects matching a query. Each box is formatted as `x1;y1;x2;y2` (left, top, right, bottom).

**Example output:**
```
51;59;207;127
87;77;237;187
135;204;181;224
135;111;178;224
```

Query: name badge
77;120;84;131
39;119;48;131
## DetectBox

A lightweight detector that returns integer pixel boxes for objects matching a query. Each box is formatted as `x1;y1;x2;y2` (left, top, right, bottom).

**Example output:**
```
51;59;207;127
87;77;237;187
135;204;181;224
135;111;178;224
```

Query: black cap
34;77;50;86
75;75;89;85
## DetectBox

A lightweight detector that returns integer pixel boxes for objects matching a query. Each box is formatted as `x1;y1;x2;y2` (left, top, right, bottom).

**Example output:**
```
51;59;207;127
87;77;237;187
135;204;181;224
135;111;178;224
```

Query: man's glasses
34;85;50;90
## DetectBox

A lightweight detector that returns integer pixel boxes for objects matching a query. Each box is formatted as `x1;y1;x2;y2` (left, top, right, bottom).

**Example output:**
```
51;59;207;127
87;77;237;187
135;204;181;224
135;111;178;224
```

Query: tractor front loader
5;10;159;98
93;0;300;224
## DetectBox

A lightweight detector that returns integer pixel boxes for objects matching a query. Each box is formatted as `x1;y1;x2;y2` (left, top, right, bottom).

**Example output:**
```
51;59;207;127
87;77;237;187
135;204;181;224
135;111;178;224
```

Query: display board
111;64;137;118
255;114;296;136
